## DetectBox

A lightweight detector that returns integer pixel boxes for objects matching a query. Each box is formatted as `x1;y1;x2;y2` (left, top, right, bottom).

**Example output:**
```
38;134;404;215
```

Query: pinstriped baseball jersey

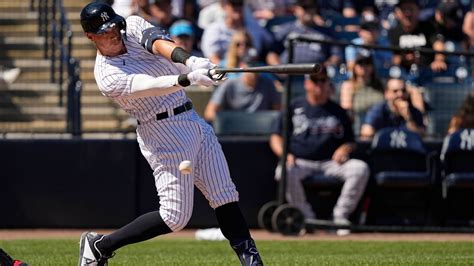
93;15;239;231
94;16;189;123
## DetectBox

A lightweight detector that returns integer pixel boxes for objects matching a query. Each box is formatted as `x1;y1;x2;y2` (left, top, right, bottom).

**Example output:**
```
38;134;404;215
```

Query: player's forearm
129;74;183;98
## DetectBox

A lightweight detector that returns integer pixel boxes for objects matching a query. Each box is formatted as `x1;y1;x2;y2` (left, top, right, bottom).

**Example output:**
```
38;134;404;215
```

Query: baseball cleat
78;231;112;266
231;239;264;266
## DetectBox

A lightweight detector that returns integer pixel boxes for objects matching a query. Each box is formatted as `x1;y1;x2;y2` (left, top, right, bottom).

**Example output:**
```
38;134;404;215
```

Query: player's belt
137;101;193;125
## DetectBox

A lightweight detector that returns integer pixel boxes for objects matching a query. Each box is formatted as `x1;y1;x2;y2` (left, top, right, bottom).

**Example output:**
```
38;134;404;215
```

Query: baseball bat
209;63;322;76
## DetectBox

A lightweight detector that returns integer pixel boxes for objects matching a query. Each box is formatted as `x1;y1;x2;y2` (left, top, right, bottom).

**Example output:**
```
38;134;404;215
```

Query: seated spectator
169;20;203;57
463;9;474;49
198;0;226;29
388;0;438;85
344;14;392;76
339;55;384;133
131;0;159;26
269;67;369;235
151;0;179;30
220;30;260;79
204;60;281;122
112;0;134;18
272;0;342;66
447;92;474;134
200;0;276;65
247;0;293;24
430;0;470;74
360;78;426;139
317;0;357;18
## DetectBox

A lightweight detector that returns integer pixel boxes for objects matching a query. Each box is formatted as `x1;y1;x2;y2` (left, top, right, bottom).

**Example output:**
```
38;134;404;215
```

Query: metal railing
33;0;82;135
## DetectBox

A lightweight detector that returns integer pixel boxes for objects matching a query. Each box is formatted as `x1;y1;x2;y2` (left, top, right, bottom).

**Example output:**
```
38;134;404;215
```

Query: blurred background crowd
98;0;474;139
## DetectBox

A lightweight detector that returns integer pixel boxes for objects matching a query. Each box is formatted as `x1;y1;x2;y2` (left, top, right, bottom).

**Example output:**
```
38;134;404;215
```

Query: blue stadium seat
213;110;279;136
440;128;474;226
366;127;436;225
424;83;472;137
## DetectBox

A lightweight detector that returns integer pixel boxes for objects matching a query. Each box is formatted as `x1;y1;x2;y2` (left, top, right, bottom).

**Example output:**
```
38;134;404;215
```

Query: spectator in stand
447;92;474;134
272;0;342;66
430;0;470;75
388;0;438;85
317;0;357;18
200;0;277;65
112;0;134;18
463;8;474;49
360;78;426;139
339;55;384;134
169;20;203;57
247;0;294;25
151;0;179;30
219;30;261;79
344;13;392;76
269;66;369;236
197;0;226;29
131;0;159;26
203;60;281;122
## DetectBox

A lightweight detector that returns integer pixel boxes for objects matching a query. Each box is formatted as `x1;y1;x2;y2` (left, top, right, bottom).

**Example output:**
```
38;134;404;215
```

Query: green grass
1;239;474;265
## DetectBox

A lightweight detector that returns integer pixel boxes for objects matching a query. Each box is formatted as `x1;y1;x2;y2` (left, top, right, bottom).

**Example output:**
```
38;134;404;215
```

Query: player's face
86;24;125;56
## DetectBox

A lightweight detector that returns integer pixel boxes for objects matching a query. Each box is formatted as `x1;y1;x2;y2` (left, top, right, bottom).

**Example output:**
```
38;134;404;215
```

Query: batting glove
186;56;216;71
187;69;215;87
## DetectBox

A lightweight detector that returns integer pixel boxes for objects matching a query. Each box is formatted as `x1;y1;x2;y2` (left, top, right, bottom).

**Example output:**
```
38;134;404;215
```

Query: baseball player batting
77;2;263;266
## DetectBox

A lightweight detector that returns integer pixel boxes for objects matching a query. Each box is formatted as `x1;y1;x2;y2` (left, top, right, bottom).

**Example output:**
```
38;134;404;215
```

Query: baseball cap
169;20;194;37
437;0;464;22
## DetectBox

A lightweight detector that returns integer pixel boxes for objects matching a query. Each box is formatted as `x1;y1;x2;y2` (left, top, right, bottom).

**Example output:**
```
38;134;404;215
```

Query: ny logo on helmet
100;12;110;22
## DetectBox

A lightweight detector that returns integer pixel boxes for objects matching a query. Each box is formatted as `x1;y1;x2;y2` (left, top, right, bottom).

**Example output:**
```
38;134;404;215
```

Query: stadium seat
424;83;472;137
366;127;436;226
213;110;279;136
440;128;474;226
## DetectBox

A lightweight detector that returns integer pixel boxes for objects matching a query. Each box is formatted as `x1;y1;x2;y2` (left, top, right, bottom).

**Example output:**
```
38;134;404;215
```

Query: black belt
137;101;193;125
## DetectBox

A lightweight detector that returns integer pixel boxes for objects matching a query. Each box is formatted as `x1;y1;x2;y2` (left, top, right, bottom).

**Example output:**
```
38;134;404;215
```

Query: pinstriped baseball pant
275;158;370;220
137;110;239;231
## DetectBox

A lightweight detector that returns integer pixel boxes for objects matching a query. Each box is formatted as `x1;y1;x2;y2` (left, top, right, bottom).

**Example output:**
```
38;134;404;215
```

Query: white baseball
179;160;192;174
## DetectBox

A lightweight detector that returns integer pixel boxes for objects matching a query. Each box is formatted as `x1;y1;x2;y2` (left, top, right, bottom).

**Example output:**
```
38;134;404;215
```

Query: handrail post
277;38;295;205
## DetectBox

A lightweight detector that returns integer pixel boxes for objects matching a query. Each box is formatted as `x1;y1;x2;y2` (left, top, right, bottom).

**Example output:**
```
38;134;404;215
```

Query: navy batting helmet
80;2;126;34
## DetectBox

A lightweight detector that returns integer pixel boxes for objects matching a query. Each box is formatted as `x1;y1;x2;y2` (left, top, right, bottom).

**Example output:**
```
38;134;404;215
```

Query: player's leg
194;122;263;265
79;125;199;265
322;159;370;221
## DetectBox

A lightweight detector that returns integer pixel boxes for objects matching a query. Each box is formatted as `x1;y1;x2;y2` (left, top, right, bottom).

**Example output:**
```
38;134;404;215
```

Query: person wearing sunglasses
360;78;426;139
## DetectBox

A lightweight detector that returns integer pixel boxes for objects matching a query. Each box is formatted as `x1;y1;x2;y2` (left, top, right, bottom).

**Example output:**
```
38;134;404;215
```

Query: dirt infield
1;229;473;242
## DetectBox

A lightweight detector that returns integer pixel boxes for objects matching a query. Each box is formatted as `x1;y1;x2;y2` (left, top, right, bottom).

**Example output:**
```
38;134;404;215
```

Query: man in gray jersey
77;2;263;266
